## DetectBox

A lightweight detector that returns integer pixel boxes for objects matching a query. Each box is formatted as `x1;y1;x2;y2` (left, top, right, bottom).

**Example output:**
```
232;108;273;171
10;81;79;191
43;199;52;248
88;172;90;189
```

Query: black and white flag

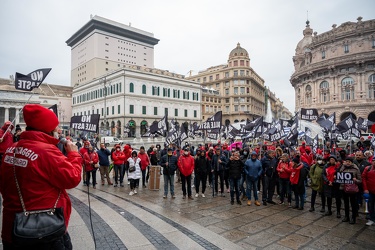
242;117;263;139
312;135;319;154
357;117;374;132
15;68;52;91
263;120;285;142
70;114;100;133
48;104;58;118
300;108;318;121
148;115;168;136
197;111;222;130
317;112;336;131
305;127;313;145
243;117;262;131
337;115;361;139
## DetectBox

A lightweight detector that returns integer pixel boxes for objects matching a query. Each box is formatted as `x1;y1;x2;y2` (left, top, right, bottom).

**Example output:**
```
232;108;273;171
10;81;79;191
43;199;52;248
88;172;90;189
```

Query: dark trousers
229;178;241;202
279;178;291;203
4;232;72;250
181;174;192;196
114;164;124;184
142;169;146;186
368;193;375;222
311;190;325;209
214;170;224;194
130;179;139;189
195;173;207;194
262;175;276;202
327;192;341;213
86;169;97;187
343;191;358;219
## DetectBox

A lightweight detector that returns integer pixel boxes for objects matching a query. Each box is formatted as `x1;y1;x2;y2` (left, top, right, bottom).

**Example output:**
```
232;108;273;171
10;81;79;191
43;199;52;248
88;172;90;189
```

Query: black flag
197;111;222;130
148;115;168;136
15;68;52;91
70;114;100;133
48;104;58;118
312;135;319;154
300;108;318;121
357;117;374;132
305;127;313;145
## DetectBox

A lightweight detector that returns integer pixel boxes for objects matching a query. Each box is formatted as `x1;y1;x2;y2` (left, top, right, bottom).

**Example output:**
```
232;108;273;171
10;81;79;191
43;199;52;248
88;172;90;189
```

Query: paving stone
193;216;222;227
252;207;280;216
295;224;327;238
263;243;294;250
213;217;248;230
220;229;249;242
211;210;240;220
233;212;265;222
266;223;301;236
326;223;361;239
262;213;292;225
195;209;216;216
205;225;228;234
287;217;314;227
308;234;347;249
312;216;342;228
238;220;273;234
242;231;282;247
278;233;312;250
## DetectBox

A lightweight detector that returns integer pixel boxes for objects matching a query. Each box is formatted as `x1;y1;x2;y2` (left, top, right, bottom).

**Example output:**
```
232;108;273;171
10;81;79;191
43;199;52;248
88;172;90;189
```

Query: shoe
336;212;341;218
120;184;124;187
342;217;349;222
247;200;251;206
129;191;134;196
279;201;284;205
201;194;205;198
134;189;137;194
102;182;105;185
267;200;276;205
237;200;242;205
255;201;261;206
366;220;374;226
163;195;167;199
324;211;332;216
221;193;225;197
188;196;194;200
172;195;176;199
195;193;199;198
292;206;299;209
288;203;292;208
309;207;315;212
183;195;186;199
108;182;113;185
349;218;356;224
231;200;234;205
83;183;87;186
127;181;130;185
298;207;304;210
263;201;267;206
143;185;147;188
320;208;325;213
114;184;118;187
93;186;96;189
241;195;247;201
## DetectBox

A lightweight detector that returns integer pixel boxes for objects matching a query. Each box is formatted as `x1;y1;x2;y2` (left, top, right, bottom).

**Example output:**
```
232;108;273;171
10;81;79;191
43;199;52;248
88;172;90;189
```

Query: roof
66;15;159;47
229;43;249;58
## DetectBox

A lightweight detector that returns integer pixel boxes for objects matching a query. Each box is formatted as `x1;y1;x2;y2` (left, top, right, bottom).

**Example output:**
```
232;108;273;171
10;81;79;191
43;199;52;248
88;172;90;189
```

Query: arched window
368;74;375;98
129;82;134;93
320;81;330;103
140;120;148;136
369;74;375;83
305;84;312;104
128;120;136;137
341;77;354;100
142;84;146;94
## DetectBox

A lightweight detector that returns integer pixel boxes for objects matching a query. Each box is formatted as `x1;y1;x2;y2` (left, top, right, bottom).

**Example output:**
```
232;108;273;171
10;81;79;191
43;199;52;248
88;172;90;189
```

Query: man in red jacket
0;104;81;248
112;145;126;187
362;160;375;226
79;140;90;185
138;146;150;188
0;121;14;165
178;147;195;199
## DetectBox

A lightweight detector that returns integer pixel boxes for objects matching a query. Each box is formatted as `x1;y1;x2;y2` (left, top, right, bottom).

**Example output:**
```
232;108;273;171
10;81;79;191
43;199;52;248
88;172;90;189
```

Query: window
342;77;354;86
165;108;168;116
129;82;134;93
369;74;375;83
142;106;146;115
341;77;354;100
209;76;213;81
320;81;330;103
234;105;238;112
225;81;230;87
106;107;109;116
233;70;238;77
372;37;375;48
344;44;349;53
240;70;245;76
101;108;104;116
112;106;115;115
322;50;326;59
233;61;238;66
142;84;146;94
118;105;121;114
130;105;134;114
225;72;229;78
240;87;245;94
234;87;238;95
240;60;244;66
175;108;178;117
154;107;158;115
225;106;229;112
194;110;197;118
184;109;188;117
225;89;229;96
234;80;238;85
305;85;312;104
203;77;207;82
216;74;219;80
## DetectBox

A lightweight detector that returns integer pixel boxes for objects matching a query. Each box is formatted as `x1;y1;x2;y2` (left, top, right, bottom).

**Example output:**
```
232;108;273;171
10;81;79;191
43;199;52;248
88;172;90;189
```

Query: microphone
60;138;68;145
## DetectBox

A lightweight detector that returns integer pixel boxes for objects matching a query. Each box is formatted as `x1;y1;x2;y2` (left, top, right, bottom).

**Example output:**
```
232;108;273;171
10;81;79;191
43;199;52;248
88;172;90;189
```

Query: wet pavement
1;174;375;249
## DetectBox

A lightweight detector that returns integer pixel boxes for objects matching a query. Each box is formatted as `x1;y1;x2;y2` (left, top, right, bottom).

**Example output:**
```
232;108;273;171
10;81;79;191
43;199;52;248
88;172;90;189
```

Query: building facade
0;78;73;133
188;43;291;125
71;65;201;138
66;15;159;86
291;17;375;122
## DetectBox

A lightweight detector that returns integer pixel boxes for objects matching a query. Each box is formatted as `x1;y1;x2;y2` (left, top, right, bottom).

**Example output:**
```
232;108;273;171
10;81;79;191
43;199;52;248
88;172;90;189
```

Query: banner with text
300;108;318;121
70;114;100;133
15;68;52;91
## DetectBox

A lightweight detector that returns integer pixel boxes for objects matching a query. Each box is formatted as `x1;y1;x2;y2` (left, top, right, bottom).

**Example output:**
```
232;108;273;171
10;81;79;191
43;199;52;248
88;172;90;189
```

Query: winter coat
97;148;111;166
276;161;293;179
309;163;324;192
138;152;150;171
83;151;99;172
211;152;228;172
112;150;126;165
362;165;375;194
160;154;178;175
227;159;244;179
194;156;209;176
338;163;362;190
290;164;309;194
323;163;341;198
244;159;262;181
150;151;158;165
178;153;195;177
127;157;141;180
353;159;371;174
0;123;14;154
261;155;277;178
0;131;82;244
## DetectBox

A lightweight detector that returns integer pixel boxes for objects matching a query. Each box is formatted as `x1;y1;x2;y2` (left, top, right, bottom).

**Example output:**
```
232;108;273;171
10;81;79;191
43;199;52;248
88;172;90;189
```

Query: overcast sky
1;0;374;113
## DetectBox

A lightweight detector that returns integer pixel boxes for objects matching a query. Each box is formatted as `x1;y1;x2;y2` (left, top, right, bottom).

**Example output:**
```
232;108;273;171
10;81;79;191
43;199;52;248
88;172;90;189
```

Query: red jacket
138;152;150;170
0;131;82;244
79;147;89;164
290;164;303;185
362;165;375;194
178;153;195;176
123;145;132;164
0;122;14;154
83;151;99;172
301;152;313;166
112;150;126;165
277;161;293;179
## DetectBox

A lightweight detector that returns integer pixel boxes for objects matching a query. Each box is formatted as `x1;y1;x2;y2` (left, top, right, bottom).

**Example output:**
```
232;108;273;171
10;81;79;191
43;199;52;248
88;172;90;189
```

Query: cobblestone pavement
1;173;375;249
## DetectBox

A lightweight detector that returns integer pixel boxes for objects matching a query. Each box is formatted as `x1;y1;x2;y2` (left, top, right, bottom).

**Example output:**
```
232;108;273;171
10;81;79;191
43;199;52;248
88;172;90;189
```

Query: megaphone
363;193;370;214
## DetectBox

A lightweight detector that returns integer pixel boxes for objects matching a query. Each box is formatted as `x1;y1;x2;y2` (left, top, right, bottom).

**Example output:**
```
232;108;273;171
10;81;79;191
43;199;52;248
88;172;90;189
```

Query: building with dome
188;43;292;125
290;17;375;124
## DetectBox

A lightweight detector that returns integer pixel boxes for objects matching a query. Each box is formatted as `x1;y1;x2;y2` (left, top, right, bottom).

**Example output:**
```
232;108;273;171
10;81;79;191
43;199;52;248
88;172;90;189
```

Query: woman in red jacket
84;145;99;189
138;146;150;188
112;145;126;187
178;148;195;199
277;153;293;206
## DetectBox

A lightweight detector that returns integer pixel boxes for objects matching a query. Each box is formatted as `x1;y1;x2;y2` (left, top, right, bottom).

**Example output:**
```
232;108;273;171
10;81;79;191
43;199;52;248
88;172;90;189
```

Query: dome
229;43;249;59
295;21;313;56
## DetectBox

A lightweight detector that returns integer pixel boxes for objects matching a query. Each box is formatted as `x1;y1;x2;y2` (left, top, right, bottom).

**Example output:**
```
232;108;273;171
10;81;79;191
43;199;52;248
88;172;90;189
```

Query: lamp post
101;77;107;135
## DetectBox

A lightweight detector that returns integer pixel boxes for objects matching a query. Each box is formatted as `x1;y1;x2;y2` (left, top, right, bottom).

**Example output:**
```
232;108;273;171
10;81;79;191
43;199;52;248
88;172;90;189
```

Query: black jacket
261;154;277;178
227;159;244;179
160;154;178;175
194;156;209;175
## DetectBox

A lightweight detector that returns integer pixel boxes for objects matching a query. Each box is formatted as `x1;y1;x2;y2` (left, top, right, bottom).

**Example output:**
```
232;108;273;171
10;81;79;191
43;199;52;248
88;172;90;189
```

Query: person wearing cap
0;104;81;248
244;151;262;206
112;145;126;187
83;145;99;189
290;155;309;210
261;150;278;205
79;140;91;185
194;149;209;198
161;148;178;198
309;155;326;212
323;155;342;217
362;159;375;226
0;121;14;164
298;141;307;155
338;157;362;224
127;150;142;195
227;151;244;205
277;153;293;207
97;143;113;186
178;147;195;199
211;148;228;197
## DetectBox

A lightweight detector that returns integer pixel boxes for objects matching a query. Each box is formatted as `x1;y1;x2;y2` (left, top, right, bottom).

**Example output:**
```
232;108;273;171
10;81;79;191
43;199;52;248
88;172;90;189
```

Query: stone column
15;108;20;125
4;107;9;122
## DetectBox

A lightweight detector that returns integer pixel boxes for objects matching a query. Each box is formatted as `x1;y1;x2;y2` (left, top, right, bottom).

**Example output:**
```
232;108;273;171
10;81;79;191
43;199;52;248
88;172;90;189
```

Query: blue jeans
246;176;258;201
279;178;291;203
114;164;124;184
164;174;175;196
368;193;375;222
229;178;241;201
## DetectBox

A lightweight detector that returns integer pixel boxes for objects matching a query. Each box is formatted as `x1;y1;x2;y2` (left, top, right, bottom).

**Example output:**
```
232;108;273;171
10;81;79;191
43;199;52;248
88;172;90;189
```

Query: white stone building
71;65;201;138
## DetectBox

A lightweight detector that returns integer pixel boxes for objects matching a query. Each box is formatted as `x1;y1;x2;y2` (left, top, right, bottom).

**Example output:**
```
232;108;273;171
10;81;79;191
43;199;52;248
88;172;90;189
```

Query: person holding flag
0;121;14;164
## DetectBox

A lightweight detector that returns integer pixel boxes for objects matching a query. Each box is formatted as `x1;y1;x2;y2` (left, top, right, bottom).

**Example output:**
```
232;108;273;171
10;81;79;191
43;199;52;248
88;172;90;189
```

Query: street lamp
101;77;107;135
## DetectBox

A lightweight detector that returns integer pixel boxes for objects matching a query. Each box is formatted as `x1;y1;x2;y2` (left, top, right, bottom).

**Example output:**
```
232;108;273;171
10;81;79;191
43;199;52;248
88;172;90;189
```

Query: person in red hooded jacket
138;146;150;188
83;145;99;189
112;145;126;187
79;140;90;185
178;147;195;199
0;121;14;165
0;104;81;248
301;146;314;167
123;144;133;184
